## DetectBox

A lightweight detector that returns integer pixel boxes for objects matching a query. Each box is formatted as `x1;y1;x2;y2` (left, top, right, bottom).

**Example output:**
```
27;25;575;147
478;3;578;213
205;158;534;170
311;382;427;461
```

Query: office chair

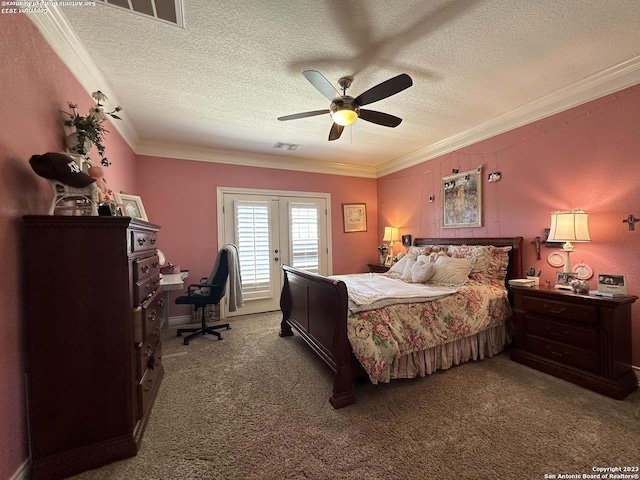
175;248;231;345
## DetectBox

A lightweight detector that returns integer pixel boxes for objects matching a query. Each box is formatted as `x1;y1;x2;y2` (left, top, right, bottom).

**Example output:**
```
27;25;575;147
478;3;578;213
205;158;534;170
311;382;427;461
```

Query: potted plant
63;90;122;167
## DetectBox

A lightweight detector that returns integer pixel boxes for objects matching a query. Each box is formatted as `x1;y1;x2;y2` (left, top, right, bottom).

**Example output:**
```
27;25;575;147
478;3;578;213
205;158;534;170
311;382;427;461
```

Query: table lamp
547;209;591;274
383;226;399;258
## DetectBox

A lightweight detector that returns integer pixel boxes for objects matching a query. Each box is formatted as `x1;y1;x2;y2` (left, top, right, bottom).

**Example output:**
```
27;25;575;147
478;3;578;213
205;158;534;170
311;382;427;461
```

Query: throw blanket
223;244;244;312
329;273;457;312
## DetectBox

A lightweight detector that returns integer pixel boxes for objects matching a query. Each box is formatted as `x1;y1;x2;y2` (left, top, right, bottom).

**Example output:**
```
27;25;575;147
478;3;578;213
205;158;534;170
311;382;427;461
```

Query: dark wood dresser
510;285;638;399
23;216;164;480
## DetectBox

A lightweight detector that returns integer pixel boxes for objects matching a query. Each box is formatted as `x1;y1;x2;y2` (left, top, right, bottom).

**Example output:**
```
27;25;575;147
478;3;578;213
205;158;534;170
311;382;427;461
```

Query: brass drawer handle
543;303;566;315
546;345;569;358
544;326;564;338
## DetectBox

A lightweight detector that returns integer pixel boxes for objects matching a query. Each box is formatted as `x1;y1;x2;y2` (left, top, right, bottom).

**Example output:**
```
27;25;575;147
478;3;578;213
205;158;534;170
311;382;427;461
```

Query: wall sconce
383;226;399;257
547;210;591;274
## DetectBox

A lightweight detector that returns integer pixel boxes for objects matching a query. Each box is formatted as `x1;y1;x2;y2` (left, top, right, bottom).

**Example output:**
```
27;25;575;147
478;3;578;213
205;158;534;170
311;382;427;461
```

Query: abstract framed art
442;167;482;228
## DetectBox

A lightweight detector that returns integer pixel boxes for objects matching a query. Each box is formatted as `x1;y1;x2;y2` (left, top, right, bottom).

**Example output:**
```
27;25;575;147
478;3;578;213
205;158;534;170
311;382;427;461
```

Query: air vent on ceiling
274;142;299;151
97;0;184;27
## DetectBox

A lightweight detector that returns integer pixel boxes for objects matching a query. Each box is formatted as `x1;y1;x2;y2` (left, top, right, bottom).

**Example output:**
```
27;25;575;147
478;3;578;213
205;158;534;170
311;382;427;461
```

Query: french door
219;188;331;316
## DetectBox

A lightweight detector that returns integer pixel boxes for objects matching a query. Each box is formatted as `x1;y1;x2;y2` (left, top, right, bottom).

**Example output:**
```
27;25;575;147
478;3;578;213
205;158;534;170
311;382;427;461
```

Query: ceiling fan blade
358;109;403;127
354;73;413;106
328;123;344;141
303;70;342;102
277;109;330;121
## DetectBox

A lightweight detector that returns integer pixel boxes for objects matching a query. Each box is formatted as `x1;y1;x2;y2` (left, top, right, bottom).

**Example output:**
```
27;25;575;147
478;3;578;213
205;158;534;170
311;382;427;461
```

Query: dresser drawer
134;274;160;305
134;255;160;283
139;349;162;417
525;317;598;351
525;334;599;373
138;335;160;379
131;230;158;254
520;295;597;325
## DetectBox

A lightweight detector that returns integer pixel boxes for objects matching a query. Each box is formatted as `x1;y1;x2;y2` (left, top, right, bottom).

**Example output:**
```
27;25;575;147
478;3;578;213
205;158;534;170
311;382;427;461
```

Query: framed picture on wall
114;193;148;221
442;167;482;228
342;203;367;233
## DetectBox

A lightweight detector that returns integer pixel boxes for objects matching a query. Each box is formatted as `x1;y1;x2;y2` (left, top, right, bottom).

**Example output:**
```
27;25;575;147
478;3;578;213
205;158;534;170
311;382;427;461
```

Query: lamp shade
547;210;591;242
383;226;399;242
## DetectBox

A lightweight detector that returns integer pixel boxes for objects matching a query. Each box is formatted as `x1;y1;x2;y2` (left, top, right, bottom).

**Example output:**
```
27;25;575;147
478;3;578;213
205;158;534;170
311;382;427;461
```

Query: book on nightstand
508;278;536;287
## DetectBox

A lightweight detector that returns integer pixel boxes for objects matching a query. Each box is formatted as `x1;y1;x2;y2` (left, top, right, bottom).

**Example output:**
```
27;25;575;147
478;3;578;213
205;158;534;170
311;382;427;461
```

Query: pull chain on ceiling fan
277;70;413;141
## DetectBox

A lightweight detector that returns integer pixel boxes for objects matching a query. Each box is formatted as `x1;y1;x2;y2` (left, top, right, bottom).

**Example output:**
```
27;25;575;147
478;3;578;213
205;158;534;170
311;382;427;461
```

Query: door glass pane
290;203;319;273
236;201;271;299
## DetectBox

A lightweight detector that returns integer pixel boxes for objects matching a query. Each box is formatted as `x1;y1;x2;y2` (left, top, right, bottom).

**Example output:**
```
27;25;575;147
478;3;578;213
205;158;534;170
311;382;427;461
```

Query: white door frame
217;186;333;316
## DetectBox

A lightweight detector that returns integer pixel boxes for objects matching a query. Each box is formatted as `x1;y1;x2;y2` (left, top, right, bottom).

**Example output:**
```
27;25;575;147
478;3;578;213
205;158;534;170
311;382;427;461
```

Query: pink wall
135;156;379;316
3;14;640;479
0;15;137;479
377;85;640;366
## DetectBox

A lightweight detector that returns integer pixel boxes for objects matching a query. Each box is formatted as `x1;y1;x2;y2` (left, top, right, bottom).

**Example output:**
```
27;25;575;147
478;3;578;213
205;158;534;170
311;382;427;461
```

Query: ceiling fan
277;70;413;141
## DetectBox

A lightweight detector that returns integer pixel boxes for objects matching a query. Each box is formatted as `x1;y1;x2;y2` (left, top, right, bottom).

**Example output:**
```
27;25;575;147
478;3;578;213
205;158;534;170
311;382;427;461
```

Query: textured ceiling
47;0;640;176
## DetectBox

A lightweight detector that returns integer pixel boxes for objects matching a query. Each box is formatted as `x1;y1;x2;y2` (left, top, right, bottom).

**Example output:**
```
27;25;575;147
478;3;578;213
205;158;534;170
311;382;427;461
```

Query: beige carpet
69;312;640;480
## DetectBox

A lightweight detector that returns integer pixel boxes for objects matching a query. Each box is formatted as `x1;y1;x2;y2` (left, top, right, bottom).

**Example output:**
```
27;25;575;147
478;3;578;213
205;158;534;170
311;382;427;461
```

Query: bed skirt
385;324;509;382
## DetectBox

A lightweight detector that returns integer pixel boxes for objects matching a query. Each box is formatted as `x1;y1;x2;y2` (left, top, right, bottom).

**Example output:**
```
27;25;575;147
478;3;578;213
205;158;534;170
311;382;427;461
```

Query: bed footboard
279;265;355;408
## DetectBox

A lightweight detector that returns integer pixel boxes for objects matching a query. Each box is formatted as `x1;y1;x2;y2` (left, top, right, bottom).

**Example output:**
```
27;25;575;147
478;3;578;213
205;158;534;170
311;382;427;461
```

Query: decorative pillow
388;253;417;281
411;260;435;283
448;245;512;283
430;255;473;286
407;245;448;257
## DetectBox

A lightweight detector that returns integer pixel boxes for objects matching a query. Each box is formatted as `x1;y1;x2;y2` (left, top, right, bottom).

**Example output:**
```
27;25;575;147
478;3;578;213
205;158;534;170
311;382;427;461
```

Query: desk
159;271;189;328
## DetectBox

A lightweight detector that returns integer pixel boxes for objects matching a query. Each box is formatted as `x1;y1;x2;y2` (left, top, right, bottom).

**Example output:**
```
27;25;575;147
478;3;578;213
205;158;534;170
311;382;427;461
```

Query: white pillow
388;253;416;281
411;260;435;283
430;255;473;286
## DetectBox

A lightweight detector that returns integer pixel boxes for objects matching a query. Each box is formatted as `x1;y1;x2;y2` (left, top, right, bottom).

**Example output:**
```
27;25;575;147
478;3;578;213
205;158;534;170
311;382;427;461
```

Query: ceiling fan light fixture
330;101;360;126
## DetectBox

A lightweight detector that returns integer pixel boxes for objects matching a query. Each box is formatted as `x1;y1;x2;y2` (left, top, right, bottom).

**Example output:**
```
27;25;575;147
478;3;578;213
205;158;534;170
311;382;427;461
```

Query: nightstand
368;263;390;273
510;285;638;399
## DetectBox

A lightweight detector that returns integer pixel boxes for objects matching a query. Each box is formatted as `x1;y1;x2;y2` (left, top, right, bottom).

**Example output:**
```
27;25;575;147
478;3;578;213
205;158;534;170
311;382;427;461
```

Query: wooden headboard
413;237;524;281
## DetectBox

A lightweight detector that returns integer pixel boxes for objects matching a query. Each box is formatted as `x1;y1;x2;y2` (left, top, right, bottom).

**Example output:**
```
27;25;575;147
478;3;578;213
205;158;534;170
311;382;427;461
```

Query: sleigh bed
279;237;523;408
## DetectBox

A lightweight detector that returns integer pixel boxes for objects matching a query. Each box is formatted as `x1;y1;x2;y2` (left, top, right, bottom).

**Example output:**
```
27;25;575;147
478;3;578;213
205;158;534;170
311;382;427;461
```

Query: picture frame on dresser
114;192;148;221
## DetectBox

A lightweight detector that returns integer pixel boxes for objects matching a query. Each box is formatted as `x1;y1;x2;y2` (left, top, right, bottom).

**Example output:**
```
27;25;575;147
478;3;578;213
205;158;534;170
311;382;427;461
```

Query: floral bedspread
347;279;511;384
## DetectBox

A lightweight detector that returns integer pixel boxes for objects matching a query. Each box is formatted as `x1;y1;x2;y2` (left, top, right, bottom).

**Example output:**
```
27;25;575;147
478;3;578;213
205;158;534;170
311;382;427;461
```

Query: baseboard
168;315;192;327
9;459;29;480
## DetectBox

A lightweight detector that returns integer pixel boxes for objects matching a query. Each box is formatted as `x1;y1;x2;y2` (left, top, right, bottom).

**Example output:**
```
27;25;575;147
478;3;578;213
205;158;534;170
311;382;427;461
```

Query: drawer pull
150;238;157;245
152;261;160;268
158;298;166;307
544;304;566;315
142;265;150;274
137;237;146;246
546;345;569;358
544;326;565;338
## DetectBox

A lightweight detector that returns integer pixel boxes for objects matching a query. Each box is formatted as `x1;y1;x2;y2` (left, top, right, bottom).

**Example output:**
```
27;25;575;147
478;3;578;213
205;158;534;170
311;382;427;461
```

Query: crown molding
376;55;640;178
136;141;378;178
26;7;140;148
28;9;640;180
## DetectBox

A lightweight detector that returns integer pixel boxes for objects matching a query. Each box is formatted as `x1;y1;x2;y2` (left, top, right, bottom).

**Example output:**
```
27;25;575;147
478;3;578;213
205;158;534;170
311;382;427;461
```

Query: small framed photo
555;272;577;289
402;234;412;247
384;254;393;267
114;193;148;221
342;203;367;233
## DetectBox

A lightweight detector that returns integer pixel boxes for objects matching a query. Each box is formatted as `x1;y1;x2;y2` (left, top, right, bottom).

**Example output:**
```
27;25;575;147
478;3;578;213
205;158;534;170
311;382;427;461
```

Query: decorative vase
379;254;386;264
66;132;92;156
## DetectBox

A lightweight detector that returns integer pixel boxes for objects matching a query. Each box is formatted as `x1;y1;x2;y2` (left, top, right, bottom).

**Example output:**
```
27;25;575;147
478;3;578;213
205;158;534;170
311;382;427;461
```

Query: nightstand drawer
525;317;598;351
525;334;599;373
520;296;597;325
